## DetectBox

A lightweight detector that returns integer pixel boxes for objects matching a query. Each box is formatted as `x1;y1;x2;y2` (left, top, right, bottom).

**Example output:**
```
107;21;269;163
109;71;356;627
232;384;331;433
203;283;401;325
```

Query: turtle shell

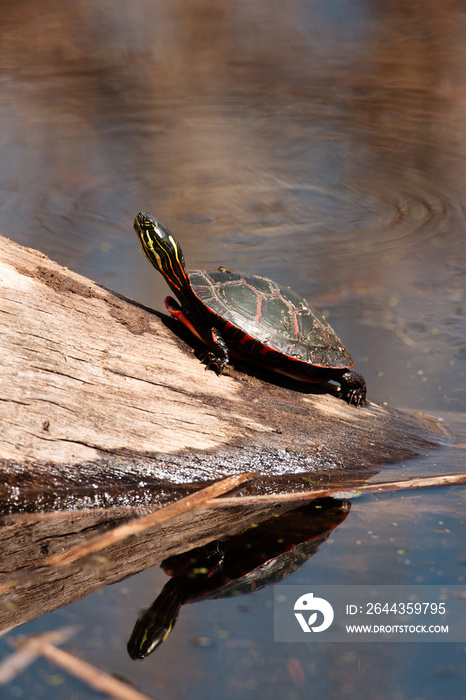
188;269;354;370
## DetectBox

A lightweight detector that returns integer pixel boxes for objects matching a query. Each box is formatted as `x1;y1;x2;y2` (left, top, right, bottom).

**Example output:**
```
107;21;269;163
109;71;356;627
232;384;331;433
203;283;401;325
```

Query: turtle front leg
203;327;229;373
164;296;229;373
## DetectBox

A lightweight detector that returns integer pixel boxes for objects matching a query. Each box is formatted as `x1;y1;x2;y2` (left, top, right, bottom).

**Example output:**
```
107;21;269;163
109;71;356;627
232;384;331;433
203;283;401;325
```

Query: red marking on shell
292;308;301;341
255;295;263;324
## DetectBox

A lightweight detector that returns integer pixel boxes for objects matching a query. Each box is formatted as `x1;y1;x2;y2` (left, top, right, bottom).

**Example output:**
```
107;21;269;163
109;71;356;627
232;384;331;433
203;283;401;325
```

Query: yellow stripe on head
168;234;183;267
144;231;154;250
134;212;189;295
153;250;163;269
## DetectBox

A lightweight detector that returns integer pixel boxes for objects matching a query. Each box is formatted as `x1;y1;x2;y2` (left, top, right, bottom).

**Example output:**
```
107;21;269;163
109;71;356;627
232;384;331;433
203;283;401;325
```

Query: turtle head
134;212;188;293
127;578;182;659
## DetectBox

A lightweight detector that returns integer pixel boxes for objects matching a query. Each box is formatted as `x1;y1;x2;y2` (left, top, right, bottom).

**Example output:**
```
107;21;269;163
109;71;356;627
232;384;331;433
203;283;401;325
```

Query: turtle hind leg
202;327;229;374
339;370;367;407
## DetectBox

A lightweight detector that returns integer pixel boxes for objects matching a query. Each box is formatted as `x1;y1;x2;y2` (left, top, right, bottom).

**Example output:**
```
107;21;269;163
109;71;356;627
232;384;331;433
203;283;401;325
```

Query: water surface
0;1;465;698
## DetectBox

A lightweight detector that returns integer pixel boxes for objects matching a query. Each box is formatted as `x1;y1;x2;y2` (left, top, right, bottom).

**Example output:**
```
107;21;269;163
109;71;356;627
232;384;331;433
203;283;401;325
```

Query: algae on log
0;234;450;510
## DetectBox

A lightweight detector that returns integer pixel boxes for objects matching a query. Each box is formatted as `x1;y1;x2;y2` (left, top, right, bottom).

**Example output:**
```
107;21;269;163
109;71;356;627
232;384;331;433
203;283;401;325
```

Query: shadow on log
0;233;451;512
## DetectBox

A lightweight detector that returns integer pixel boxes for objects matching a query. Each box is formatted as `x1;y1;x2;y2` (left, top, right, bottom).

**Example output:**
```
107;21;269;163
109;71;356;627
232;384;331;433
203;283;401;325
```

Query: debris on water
192;635;214;647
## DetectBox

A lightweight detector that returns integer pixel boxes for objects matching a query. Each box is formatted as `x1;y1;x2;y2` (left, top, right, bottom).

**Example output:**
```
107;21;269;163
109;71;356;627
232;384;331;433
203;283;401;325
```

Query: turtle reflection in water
127;498;350;659
134;212;367;406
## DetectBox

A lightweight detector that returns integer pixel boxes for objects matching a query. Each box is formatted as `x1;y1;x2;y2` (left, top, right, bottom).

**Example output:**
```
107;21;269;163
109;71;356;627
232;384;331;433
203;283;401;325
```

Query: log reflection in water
0;495;343;637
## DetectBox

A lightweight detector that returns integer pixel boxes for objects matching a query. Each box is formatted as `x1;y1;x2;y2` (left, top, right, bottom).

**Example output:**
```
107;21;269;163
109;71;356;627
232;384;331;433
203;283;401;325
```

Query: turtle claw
339;371;367;407
199;327;229;374
200;327;229;374
202;350;227;374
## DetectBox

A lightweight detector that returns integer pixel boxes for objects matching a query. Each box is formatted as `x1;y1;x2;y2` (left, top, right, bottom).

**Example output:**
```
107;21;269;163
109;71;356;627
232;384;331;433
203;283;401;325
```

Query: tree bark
0;234;450;511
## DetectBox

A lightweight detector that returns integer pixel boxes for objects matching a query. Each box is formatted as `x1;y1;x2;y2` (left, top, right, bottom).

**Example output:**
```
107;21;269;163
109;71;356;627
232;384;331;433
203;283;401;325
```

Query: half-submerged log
0;234;450;511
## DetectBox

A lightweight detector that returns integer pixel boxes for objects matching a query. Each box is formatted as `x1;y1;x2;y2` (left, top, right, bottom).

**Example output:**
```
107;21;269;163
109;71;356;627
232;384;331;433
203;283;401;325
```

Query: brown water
1;1;466;698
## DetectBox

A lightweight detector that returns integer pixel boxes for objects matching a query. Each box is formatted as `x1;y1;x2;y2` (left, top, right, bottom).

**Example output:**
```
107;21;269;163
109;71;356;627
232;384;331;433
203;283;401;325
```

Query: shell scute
189;270;354;369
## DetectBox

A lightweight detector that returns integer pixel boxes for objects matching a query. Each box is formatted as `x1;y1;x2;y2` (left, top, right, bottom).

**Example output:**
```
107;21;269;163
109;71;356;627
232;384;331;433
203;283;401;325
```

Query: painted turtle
134;212;367;406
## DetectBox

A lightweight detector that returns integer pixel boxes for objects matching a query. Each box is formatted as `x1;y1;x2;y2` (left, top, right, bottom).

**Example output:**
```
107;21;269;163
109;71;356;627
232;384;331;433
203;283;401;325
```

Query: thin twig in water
46;472;253;566
0;626;78;684
205;473;466;507
0;626;154;700
39;642;154;700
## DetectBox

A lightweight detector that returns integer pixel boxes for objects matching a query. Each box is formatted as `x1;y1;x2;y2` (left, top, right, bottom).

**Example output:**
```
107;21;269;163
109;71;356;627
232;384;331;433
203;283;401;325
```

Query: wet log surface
0;233;451;512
